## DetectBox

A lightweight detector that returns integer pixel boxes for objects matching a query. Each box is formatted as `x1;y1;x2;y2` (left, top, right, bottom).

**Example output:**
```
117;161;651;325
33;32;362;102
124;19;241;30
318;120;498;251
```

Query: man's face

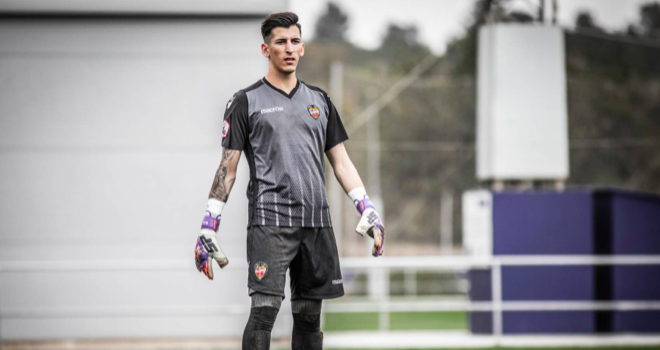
262;26;304;75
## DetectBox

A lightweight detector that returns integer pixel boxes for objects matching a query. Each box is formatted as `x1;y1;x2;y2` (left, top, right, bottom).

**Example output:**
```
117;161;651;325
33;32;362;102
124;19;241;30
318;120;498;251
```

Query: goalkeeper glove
195;200;229;280
350;188;385;257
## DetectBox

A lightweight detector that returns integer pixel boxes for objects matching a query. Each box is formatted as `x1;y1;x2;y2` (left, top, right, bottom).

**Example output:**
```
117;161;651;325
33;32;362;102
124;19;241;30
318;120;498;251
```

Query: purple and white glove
351;188;385;257
195;201;229;280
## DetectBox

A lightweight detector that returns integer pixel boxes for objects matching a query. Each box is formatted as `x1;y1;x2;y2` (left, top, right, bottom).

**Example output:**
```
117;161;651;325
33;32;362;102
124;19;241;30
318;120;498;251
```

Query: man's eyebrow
273;37;301;42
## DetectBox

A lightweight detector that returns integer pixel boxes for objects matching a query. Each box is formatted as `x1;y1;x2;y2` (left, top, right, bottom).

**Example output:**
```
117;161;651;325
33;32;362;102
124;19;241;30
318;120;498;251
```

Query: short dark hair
261;12;302;43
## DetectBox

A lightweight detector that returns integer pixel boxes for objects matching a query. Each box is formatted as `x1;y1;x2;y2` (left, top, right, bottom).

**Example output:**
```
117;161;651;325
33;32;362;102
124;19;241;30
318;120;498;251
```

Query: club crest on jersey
254;262;268;281
222;120;230;138
307;105;320;120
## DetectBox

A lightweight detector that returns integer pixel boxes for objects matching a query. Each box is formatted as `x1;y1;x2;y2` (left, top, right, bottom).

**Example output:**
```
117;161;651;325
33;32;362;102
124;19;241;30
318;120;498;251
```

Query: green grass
323;311;467;332
324;312;380;331
389;311;466;330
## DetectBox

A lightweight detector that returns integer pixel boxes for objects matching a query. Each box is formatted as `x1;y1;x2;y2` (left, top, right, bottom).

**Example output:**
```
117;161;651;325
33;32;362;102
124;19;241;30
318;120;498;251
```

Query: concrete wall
0;3;292;339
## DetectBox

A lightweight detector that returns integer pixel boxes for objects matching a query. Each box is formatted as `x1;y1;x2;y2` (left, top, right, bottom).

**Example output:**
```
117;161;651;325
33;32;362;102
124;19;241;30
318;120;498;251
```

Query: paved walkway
4;332;660;349
325;331;660;349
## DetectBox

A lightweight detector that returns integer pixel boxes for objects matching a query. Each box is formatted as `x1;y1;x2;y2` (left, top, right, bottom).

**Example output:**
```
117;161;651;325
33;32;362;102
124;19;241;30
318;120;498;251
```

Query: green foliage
314;2;349;43
378;24;432;73
640;2;660;38
300;0;660;252
576;11;602;31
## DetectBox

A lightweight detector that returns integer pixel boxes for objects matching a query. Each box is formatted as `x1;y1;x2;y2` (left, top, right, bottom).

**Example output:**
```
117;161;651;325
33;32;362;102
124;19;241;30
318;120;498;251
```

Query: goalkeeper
194;12;385;350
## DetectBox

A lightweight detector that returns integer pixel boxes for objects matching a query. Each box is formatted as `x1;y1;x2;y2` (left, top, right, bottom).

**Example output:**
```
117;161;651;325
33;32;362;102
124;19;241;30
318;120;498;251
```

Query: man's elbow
332;163;347;179
226;168;238;185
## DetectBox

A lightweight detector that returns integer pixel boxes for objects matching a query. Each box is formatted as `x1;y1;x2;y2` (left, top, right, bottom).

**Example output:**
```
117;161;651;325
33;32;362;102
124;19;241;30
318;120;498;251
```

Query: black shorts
246;225;344;300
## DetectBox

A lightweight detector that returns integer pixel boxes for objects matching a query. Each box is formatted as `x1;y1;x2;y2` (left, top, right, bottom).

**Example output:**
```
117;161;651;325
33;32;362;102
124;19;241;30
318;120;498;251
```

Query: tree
640;2;660;38
575;11;602;31
314;2;349;43
378;23;432;73
507;11;535;23
381;24;422;50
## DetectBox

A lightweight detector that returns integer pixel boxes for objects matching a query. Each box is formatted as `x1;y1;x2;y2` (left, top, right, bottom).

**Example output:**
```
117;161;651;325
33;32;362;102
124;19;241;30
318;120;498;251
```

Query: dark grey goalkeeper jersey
221;78;349;227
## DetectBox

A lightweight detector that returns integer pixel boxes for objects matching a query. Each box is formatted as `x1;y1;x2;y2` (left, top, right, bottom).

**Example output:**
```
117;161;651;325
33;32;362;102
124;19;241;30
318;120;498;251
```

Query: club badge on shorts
254;262;268;281
307;105;320;120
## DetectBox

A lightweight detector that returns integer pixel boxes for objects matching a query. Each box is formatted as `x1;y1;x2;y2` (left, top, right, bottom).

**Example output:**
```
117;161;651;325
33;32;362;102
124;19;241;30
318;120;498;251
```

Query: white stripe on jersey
260;185;265;226
299;170;305;226
310;171;315;227
274;196;279;226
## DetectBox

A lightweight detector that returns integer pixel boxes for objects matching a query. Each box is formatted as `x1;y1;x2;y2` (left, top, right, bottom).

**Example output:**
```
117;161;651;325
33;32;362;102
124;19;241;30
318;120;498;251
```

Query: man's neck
265;70;298;94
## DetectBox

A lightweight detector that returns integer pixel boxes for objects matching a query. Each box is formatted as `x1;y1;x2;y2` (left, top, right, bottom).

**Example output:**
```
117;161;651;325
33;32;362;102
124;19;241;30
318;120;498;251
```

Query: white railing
1;255;660;341
332;255;660;336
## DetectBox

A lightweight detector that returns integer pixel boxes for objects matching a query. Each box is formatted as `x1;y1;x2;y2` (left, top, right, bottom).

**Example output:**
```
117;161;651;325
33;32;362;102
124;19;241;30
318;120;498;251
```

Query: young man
194;12;385;350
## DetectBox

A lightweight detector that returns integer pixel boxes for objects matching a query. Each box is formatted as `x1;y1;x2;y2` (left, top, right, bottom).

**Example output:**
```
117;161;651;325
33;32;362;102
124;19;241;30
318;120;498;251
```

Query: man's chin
278;66;297;75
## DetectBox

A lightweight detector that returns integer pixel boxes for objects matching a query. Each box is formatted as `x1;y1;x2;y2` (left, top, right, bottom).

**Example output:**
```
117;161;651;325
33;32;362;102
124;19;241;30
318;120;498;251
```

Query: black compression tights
244;306;279;332
242;293;281;350
292;299;323;350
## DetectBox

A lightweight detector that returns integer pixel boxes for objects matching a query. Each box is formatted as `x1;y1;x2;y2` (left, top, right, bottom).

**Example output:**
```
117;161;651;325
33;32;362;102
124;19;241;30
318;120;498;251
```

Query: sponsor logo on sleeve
226;94;236;109
254;262;268;281
222;120;230;138
307;105;320;120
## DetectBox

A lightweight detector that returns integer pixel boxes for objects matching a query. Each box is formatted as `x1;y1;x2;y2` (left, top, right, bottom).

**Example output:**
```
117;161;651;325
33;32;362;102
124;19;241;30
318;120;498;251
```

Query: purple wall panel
502;266;594;301
493;191;594;255
503;311;595;334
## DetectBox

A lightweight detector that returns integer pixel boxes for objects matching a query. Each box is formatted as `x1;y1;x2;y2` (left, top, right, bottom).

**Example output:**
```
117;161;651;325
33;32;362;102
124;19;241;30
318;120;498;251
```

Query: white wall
477;24;569;181
0;14;293;340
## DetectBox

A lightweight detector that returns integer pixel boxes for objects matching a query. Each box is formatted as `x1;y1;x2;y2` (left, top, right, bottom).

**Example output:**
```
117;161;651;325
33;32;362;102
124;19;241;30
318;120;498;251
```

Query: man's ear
261;43;270;58
300;42;305;57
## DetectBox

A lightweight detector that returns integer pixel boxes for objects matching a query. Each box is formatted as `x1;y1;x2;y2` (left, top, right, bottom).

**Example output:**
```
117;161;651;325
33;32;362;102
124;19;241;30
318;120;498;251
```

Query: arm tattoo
209;148;238;202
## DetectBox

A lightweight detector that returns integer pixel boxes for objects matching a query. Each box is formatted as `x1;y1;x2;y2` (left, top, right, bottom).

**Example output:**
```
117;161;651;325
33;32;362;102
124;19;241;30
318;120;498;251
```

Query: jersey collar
262;77;300;100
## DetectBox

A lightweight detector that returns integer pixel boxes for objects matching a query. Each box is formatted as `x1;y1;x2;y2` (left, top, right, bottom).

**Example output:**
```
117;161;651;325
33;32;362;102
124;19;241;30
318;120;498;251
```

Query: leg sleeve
242;293;281;350
291;299;323;350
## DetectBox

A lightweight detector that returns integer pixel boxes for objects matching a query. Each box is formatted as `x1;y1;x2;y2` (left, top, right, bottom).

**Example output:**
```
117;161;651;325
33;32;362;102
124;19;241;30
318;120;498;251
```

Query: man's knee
242;293;281;350
245;305;279;332
292;313;321;333
291;299;323;350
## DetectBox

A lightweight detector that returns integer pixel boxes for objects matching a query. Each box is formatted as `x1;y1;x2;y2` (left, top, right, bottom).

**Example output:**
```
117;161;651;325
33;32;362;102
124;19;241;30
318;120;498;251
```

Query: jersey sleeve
221;91;249;150
324;94;349;152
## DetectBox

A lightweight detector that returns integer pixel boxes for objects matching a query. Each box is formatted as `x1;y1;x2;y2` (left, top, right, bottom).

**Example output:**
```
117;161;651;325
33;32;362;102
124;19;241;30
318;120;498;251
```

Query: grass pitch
323;311;467;331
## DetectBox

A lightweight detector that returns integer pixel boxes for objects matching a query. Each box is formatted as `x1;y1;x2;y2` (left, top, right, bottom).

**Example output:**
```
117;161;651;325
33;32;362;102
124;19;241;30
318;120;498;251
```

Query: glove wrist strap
201;211;221;232
355;195;375;215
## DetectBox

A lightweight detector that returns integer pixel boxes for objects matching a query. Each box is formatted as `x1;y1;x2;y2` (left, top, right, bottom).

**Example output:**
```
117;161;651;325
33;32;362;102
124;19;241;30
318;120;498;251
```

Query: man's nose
285;42;294;53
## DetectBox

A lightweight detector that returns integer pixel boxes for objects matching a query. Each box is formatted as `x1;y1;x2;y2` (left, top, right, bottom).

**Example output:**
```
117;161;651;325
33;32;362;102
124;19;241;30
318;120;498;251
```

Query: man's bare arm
327;142;385;257
208;148;241;202
326;142;363;194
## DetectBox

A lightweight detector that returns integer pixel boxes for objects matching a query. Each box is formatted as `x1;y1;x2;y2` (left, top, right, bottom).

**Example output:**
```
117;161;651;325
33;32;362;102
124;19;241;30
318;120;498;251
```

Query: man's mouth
284;57;295;64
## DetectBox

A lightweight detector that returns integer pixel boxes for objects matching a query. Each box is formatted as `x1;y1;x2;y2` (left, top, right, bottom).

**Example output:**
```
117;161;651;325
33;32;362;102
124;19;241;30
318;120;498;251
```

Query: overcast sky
290;0;655;54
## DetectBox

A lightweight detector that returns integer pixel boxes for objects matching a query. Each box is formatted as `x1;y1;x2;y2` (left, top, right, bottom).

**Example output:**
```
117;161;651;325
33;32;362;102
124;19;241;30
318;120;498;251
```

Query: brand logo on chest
261;107;284;115
307;105;321;120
